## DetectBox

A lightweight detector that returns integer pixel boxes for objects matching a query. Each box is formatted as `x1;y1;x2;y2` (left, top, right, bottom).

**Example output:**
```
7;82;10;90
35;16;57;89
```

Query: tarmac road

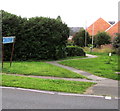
2;88;118;109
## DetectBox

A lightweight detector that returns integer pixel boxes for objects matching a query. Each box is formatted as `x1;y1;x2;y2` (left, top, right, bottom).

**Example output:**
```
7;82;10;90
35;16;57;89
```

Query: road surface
2;88;118;109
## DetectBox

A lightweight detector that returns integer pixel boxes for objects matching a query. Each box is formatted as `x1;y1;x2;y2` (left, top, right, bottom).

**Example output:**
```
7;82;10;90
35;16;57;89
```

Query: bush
2;10;69;60
66;46;86;57
94;31;111;47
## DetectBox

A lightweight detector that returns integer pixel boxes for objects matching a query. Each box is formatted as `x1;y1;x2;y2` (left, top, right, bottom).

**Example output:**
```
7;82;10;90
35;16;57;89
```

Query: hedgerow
2;10;69;60
66;46;85;56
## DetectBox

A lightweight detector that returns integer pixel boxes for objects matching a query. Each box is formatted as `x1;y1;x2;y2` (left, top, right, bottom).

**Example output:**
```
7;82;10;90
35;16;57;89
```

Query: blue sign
3;37;15;44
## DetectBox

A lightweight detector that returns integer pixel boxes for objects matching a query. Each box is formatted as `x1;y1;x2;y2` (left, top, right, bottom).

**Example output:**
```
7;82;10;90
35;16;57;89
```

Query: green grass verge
2;61;87;79
59;53;119;80
2;74;95;94
57;56;87;61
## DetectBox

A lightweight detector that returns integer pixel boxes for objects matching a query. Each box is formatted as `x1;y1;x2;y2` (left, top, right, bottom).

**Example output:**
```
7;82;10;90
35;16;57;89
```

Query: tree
72;28;91;47
94;32;111;47
56;15;62;22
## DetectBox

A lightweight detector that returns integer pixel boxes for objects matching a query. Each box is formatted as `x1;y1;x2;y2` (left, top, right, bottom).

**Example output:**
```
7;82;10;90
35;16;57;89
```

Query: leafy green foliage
72;29;91;47
94;32;111;47
2;10;69;60
66;46;85;56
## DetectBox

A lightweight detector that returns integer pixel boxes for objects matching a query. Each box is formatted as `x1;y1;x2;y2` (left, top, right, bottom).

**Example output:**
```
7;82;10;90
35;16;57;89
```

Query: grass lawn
59;53;119;80
2;61;87;79
2;74;95;94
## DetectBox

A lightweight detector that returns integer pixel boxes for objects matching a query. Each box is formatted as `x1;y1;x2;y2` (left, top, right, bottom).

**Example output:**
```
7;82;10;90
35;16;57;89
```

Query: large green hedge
66;46;85;56
2;10;69;60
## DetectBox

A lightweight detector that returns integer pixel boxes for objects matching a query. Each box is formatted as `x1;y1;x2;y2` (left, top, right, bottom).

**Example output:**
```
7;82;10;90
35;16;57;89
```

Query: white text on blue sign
3;37;15;44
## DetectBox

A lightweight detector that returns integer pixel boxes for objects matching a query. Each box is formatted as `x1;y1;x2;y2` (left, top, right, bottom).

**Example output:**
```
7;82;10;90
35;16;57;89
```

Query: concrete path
46;61;106;81
5;73;96;83
46;54;118;97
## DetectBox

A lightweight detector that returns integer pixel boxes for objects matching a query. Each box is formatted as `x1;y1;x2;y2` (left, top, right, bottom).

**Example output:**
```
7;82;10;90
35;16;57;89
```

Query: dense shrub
66;46;86;57
2;10;69;60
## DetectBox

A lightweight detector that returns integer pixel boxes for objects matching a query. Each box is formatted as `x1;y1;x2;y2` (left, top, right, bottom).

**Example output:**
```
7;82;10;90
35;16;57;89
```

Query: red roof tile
87;18;111;36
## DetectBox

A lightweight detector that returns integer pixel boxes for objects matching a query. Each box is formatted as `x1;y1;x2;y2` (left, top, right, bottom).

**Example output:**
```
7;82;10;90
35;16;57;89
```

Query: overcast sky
1;0;119;27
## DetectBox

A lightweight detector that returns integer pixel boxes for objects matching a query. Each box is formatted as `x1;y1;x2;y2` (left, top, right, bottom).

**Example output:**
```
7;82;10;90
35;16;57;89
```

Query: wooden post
2;36;15;67
10;39;15;67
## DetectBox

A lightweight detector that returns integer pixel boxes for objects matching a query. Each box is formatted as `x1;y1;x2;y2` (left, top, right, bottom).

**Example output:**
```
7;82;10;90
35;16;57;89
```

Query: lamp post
85;21;87;47
91;23;94;51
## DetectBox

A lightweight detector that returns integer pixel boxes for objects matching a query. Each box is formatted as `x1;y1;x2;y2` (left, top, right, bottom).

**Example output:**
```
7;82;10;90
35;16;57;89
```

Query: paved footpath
46;54;118;97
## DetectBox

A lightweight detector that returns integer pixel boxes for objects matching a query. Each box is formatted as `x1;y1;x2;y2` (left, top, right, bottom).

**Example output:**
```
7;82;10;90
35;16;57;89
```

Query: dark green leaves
2;10;69;60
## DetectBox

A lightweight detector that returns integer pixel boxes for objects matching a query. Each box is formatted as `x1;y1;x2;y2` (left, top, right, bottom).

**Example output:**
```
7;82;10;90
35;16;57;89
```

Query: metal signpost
2;36;15;68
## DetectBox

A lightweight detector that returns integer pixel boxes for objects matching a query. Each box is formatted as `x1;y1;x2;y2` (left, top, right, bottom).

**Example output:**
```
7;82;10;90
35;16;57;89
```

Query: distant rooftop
69;27;83;36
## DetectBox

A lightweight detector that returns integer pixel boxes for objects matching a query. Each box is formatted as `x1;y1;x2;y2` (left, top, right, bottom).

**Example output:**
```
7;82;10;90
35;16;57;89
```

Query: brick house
86;17;120;42
70;18;119;42
86;18;111;36
105;21;120;40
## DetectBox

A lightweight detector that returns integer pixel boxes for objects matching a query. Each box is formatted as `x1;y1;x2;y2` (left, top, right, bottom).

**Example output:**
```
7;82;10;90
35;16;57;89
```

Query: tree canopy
94;31;111;47
72;29;91;47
